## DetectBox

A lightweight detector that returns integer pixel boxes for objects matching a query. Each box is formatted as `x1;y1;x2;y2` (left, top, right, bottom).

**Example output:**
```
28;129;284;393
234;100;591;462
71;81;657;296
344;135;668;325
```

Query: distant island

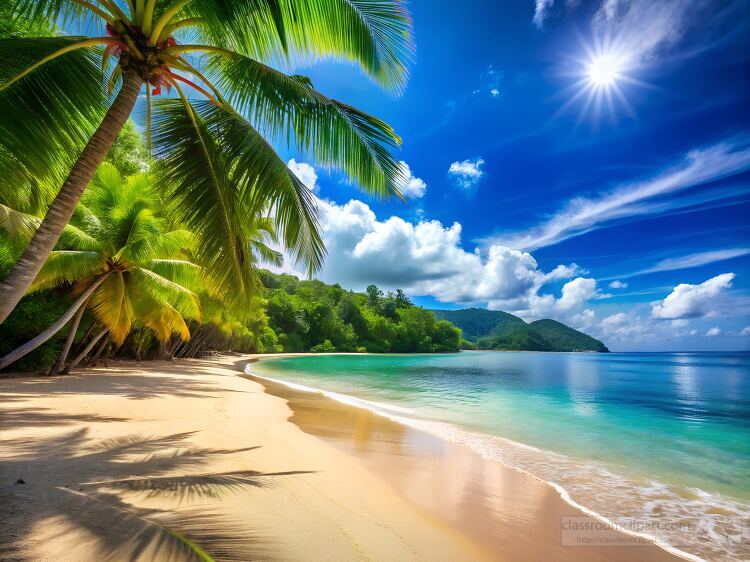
431;308;609;352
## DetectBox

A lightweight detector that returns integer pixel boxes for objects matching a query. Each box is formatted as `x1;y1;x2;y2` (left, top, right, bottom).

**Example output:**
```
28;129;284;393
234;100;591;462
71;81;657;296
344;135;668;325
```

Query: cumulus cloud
488;138;750;250
287;159;318;193
609;280;628;289
305;197;597;326
397;161;427;199
740;326;750;336
448;158;485;189
595;308;701;346
598;312;652;343
651;273;735;320
706;327;721;337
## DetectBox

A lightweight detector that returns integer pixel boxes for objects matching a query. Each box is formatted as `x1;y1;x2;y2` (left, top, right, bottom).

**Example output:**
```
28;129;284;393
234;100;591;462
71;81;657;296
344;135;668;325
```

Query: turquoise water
251;351;750;561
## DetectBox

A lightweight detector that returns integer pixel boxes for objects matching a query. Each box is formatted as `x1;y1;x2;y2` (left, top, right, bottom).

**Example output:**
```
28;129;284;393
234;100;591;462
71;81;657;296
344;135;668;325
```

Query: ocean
249;351;750;561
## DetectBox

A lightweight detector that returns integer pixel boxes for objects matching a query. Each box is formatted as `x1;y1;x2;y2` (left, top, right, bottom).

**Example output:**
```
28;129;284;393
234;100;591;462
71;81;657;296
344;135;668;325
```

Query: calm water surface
251;351;750;560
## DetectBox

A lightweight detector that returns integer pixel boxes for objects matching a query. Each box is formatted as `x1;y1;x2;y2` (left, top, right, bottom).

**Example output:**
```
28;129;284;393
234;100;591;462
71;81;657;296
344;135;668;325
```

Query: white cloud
706;327;721;337
287;159;318;193
594;308;703;346
305;197;597;327
488;138;750;250
651;273;735;320
609;280;628;289
598;311;652;342
490;88;500;97
397;161;427;199
622;248;750;278
592;0;742;63
448;158;485;189
536;0;745;63
740;326;750;336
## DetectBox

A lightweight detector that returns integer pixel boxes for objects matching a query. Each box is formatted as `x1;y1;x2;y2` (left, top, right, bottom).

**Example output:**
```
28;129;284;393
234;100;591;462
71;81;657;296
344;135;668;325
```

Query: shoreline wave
245;364;722;562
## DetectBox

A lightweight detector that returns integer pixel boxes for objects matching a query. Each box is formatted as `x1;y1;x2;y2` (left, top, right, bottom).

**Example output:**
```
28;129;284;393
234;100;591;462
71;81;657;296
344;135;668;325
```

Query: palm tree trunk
87;334;110;367
0;274;109;371
75;320;97;356
49;298;88;375
0;67;143;324
63;328;108;374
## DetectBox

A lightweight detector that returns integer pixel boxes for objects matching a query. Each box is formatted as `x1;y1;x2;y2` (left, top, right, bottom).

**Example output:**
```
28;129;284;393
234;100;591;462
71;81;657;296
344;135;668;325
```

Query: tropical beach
1;355;692;562
1;0;749;561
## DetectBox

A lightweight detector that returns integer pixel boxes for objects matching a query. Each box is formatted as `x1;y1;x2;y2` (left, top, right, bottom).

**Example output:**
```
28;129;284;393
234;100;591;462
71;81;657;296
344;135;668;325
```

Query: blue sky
89;0;748;351
274;0;750;351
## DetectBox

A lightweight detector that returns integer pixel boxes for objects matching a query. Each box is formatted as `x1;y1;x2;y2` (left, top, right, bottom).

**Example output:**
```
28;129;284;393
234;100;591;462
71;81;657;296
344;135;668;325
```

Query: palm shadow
1;427;313;561
0;359;256;401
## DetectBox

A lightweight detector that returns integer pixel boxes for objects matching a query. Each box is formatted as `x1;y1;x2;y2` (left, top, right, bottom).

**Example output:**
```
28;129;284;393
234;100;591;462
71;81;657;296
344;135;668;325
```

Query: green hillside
429;308;525;340
431;308;608;352
529;319;609;352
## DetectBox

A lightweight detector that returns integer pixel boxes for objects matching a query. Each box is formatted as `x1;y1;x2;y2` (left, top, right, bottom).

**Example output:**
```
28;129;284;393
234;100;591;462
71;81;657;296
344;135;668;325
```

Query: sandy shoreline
1;355;682;561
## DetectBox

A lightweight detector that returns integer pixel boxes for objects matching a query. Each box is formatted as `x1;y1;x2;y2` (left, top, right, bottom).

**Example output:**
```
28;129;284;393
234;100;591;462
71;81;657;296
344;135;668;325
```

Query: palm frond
206;52;405;199
129;267;201;320
131;295;192;342
182;0;287;63
90;271;133;345
0;203;100;251
30;250;106;292
187;0;413;93
250;238;283;267
10;0;110;29
147;258;203;291
0;202;40;240
0;36;106;204
275;0;414;94
152;98;268;315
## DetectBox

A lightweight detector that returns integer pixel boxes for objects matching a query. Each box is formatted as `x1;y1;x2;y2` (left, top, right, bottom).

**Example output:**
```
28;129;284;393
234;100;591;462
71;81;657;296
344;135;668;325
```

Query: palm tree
0;0;413;323
0;164;203;370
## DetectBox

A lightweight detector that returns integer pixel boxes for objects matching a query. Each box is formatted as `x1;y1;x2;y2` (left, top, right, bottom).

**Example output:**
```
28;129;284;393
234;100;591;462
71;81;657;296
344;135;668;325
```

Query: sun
587;54;621;88
554;35;649;124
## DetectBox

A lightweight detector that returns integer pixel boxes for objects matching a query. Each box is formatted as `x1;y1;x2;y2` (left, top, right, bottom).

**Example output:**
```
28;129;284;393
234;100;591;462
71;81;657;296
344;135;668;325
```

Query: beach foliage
260;271;462;353
0;0;414;324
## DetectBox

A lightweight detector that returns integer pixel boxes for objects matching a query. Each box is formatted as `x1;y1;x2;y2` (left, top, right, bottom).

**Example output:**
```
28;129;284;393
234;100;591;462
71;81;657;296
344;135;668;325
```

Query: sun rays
555;32;652;125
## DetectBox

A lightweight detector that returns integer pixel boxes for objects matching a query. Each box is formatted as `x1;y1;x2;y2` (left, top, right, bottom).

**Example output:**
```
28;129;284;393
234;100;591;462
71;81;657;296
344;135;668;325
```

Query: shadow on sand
0;359;312;561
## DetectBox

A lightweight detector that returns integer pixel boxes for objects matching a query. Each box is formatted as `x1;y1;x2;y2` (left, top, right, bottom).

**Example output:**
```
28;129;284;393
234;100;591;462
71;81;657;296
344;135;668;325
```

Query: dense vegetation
0;250;461;372
432;308;609;352
0;1;418;374
0;119;460;372
260;273;461;353
0;0;414;324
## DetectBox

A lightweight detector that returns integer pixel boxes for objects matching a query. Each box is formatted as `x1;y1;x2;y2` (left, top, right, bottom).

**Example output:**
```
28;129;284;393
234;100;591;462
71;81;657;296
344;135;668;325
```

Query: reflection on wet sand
250;373;680;562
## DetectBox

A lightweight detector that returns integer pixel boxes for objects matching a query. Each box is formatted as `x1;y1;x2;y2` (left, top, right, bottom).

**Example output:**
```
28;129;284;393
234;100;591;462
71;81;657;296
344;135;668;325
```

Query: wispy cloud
593;0;747;63
534;0;747;63
533;0;555;28
486;137;750;250
619;248;750;279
